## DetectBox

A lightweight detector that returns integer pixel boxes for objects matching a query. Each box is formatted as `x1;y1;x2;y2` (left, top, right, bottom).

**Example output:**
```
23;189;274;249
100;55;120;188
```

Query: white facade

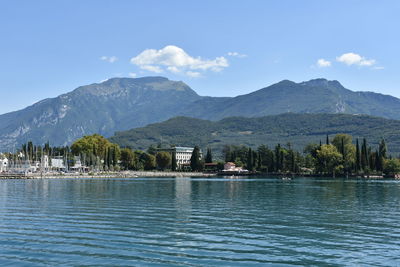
70;156;88;172
0;157;8;172
51;157;65;169
42;155;49;169
157;147;202;168
224;162;236;171
175;147;195;166
223;162;248;173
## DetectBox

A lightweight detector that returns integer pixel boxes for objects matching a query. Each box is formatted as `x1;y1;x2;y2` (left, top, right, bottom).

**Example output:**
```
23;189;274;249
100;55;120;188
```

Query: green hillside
110;113;400;155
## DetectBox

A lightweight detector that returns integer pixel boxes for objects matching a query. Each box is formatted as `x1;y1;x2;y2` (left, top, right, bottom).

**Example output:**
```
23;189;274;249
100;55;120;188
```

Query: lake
0;177;399;266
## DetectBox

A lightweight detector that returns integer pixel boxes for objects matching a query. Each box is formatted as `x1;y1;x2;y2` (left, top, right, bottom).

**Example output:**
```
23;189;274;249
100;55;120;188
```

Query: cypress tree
171;151;177;171
365;140;370;170
107;147;112;169
247;147;253;171
205;148;213;163
379;139;387;158
361;139;366;170
275;144;281;171
356;138;360;173
27;141;33;162
341;138;345;160
252;151;257;169
378;139;387;172
368;147;373;170
190;146;202;172
103;147;108;170
112;146;118;167
375;149;380;172
290;150;295;172
270;151;275;172
231;150;236;162
361;138;369;171
224;149;231;162
326;135;329;145
257;152;262;170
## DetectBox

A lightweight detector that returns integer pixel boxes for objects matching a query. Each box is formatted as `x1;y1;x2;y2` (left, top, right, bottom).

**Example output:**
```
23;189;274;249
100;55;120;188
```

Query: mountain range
109;114;400;155
1;76;400;151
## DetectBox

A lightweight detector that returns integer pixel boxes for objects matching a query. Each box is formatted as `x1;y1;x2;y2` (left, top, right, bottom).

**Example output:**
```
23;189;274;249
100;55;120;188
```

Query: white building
175;147;196;166
70;156;88;172
0;156;8;172
42;155;49;169
51;156;65;170
156;147;202;168
223;162;248;173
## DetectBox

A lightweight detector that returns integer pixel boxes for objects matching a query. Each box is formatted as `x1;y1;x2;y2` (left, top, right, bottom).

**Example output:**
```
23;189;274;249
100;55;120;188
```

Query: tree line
223;133;399;176
8;133;400;176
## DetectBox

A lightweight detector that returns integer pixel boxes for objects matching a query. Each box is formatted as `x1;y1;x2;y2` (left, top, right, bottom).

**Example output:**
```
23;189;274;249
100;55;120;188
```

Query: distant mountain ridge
180;78;400;120
1;76;400;151
0;77;201;150
110;113;400;154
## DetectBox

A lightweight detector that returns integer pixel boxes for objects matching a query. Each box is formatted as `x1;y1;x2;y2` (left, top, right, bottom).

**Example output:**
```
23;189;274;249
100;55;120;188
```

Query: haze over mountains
1;76;400;151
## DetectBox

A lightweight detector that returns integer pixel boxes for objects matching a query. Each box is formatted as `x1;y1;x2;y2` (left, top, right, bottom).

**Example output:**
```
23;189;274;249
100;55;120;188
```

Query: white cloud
336;52;376;66
373;66;385;70
317;58;331;68
227;52;247;58
100;56;118;63
167;66;180;73
128;72;137;78
130;45;229;77
140;65;163;73
186;71;201;78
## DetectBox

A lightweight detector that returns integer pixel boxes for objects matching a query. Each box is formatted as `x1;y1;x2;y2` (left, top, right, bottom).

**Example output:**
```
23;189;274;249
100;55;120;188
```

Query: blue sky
0;0;399;114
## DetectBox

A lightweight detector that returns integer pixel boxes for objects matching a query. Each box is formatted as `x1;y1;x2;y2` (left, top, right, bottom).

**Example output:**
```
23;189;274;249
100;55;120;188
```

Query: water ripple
0;177;399;266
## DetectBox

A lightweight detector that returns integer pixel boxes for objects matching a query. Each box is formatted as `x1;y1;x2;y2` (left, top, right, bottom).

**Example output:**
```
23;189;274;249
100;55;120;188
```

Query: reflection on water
0;177;399;266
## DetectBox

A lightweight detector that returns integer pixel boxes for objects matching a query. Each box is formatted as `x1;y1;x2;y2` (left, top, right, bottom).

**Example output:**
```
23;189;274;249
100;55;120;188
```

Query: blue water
0;177;399;266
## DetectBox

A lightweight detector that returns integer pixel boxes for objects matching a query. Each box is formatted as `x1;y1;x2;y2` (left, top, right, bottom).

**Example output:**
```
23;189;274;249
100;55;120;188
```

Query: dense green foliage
110;113;400;155
190;146;202;171
315;144;343;175
205;148;213;163
171;152;177;171
71;134;121;170
383;159;400;175
221;134;392;176
71;134;114;157
155;151;171;170
120;148;136;170
10;132;400;176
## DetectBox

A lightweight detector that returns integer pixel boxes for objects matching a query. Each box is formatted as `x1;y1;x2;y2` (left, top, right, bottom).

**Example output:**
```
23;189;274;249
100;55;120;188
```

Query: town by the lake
1;1;399;266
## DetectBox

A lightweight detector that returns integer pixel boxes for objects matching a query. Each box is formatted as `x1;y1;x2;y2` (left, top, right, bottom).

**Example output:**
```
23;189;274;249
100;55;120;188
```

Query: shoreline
0;171;217;179
0;171;398;180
